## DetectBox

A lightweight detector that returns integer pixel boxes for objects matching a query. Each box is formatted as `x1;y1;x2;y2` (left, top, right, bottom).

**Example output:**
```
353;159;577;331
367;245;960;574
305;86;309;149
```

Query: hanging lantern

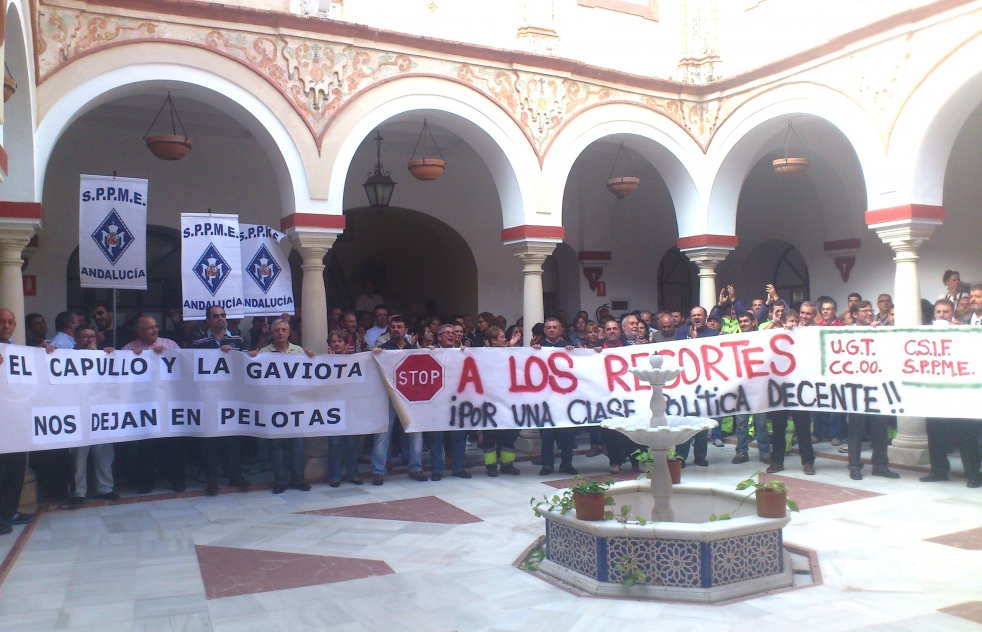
407;118;446;181
605;141;640;198
3;64;16;103
363;130;396;213
772;120;809;176
143;91;192;161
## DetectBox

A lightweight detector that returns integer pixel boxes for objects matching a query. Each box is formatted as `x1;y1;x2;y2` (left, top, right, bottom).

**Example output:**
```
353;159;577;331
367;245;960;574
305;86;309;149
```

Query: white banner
0;347;387;453
78;175;148;290
2;327;980;453
181;213;244;320
374;327;982;433
239;224;295;317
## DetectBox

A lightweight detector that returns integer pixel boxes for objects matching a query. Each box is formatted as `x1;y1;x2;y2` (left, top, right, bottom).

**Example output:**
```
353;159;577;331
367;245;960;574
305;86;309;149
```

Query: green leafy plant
518;541;546;571
631;448;678;480
610;503;648;586
709;471;800;521
531;477;614;517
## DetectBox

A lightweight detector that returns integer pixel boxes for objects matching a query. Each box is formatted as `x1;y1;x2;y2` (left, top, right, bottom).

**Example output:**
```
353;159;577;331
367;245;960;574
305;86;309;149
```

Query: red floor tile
925;527;982;551
195;545;393;599
302;495;482;524
761;474;883;510
939;601;982;624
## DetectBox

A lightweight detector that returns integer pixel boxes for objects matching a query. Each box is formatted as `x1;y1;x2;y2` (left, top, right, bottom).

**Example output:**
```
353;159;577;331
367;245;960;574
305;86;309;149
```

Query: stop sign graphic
394;354;445;402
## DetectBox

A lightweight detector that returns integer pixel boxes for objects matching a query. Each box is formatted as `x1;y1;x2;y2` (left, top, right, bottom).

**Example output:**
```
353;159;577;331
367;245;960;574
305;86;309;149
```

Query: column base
515;429;541;456
19;465;37;513
887;445;930;466
305;457;331;481
303;437;331;480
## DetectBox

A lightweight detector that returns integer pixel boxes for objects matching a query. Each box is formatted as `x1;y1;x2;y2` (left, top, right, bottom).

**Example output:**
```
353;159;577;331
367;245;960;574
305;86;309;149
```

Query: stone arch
319;76;543;230
33;43;317;216
889;31;982;209
0;0;37;202
542;102;704;237
705;83;885;235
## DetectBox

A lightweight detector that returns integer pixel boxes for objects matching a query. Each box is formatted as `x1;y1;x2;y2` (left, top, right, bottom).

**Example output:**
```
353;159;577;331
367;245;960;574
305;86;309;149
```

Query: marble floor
1;439;981;632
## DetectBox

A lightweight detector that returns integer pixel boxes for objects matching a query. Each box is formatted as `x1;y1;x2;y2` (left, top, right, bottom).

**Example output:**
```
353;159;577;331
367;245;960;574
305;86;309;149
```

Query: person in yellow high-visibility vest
481;326;521;476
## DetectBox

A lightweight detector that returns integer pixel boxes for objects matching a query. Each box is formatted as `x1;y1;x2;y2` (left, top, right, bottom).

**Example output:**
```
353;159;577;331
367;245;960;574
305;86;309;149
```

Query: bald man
0;309;34;533
120;316;183;494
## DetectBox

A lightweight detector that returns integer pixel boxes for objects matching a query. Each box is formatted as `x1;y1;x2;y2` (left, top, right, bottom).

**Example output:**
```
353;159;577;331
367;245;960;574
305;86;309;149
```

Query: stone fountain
535;354;795;602
601;354;716;522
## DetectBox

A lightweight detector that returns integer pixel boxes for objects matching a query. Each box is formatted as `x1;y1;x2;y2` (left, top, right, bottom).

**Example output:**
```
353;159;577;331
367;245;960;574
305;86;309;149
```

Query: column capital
680;245;732;269
286;227;341;256
510;239;556;269
869;217;941;256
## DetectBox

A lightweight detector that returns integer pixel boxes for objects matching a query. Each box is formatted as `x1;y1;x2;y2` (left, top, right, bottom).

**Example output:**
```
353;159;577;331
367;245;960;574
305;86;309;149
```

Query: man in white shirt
922;299;981;488
116;316;183;493
354;280;384;314
48;311;78;349
365;305;388;348
967;284;982;325
248;318;315;494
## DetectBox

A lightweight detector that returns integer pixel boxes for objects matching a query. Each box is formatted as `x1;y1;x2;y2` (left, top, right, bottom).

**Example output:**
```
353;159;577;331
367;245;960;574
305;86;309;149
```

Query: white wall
28;98;283;323
341;125;525;323
562;145;681;316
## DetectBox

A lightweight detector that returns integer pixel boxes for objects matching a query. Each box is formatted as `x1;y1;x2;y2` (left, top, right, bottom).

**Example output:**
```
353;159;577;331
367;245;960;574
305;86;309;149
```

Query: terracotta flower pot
146;134;192;161
606;176;640;198
755;488;787;518
573;492;607;521
668;459;682;485
408;158;446;181
3;76;16;103
772;157;809;176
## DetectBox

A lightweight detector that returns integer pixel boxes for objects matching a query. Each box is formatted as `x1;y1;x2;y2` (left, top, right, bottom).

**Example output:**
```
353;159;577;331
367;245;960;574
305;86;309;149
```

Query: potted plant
711;472;799;521
530;477;614;522
739;473;798;518
570;478;614;521
632;449;682;484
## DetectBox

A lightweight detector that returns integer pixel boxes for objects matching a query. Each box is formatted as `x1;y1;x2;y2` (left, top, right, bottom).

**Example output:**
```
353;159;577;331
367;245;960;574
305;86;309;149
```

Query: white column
510;240;557;345
287;229;339;354
0;224;36;345
873;218;940;465
0;219;41;510
287;227;339;478
681;246;732;311
509;239;557;458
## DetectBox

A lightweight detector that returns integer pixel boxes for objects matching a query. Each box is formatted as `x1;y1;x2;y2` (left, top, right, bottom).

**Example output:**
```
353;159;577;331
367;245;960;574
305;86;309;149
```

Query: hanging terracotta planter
606;141;640;199
3;76;16;103
143;91;192;162
408;158;446;181
146;134;193;161
772;157;809;176
408;118;446;181
773;120;809;176
606;176;640;199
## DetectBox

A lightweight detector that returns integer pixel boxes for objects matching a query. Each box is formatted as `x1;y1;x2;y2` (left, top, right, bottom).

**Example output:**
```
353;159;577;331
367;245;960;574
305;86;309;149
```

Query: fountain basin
539;480;793;603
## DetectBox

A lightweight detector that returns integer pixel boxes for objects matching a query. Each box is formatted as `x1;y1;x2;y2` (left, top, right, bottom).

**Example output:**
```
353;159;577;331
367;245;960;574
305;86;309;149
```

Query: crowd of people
0;269;979;536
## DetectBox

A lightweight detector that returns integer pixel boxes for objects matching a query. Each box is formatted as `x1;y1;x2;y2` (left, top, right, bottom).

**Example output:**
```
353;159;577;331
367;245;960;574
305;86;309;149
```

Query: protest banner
78;175;148;290
1;327;979;453
239;224;295;317
181;213;244;320
0;347;387;453
373;327;982;433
